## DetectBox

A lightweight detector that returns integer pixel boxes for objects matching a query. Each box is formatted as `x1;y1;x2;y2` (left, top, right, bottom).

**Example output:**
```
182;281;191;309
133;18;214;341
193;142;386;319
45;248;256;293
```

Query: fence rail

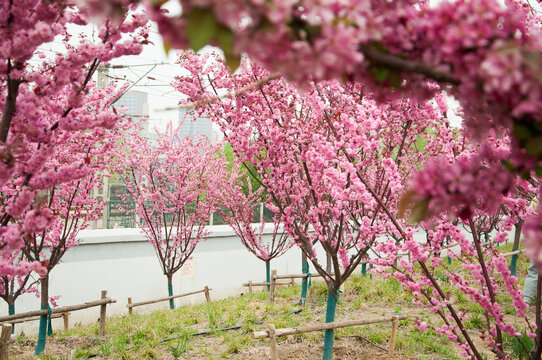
127;286;211;314
253;315;406;360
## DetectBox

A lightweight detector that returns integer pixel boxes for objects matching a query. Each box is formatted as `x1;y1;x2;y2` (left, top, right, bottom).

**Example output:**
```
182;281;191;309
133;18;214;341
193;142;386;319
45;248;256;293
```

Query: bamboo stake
0;323;11;360
272;273;332;280
269;270;277;303
0;298;116;323
204;286;211;303
268;323;278;360
126;288;209;309
253;315;407;339
388;316;399;356
243;281;292;287
99;290;107;336
127;298;133;315
0;312;65;325
63;313;69;331
502;249;523;257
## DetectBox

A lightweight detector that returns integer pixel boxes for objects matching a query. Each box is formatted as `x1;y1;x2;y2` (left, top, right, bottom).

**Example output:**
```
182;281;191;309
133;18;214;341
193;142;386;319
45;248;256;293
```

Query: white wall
4;224;506;335
3;225;326;335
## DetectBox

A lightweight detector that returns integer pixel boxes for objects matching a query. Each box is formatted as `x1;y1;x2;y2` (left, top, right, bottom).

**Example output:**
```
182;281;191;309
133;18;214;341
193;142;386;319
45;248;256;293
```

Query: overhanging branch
359;44;460;85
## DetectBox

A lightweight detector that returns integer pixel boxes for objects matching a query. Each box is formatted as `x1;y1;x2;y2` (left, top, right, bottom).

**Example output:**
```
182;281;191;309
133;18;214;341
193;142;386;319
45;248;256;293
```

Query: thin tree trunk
326;253;332;274
167;274;174;310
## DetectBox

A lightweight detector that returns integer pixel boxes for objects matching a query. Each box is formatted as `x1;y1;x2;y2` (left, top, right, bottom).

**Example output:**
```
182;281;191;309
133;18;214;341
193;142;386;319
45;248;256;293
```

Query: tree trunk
531;273;542;359
167;274;174;310
35;273;50;355
510;221;523;277
326;253;332;274
300;252;309;304
265;260;271;292
322;282;338;360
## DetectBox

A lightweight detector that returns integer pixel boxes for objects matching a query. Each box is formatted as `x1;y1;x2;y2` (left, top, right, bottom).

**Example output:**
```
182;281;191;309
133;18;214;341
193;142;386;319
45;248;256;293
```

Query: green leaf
374;68;390;82
503;160;515;172
215;25;234;53
388;71;402;88
520;170;532;180
407;198;429;225
513;123;531;140
525;136;542;157
215;26;240;71
186;8;217;51
535;165;542;177
163;41;171;55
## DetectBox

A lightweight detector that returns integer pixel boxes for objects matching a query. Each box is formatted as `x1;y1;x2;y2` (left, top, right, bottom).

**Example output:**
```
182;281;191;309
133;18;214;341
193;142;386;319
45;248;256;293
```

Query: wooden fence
0;290;116;359
127;286;212;314
253;315;406;360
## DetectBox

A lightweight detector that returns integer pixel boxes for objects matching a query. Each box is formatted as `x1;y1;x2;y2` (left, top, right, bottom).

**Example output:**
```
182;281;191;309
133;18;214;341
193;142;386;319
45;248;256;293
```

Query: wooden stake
99;290;107;336
127;298;133;315
388;315;399;356
63;312;69;331
0;323;11;360
289;277;294;286
248;281;253;294
204;286;211;302
268;323;278;360
269;270;277;303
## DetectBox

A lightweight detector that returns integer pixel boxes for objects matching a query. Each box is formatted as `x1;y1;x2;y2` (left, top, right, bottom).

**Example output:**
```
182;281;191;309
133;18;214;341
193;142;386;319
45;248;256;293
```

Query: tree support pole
322;289;338;360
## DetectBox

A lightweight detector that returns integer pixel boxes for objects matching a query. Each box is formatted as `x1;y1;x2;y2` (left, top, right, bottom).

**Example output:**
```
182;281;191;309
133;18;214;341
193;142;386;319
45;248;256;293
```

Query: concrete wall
3;224;507;335
3;225;326;335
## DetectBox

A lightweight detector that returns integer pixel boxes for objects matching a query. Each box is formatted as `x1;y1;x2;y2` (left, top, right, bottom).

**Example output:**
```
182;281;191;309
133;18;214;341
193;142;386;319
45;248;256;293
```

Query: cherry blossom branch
179;73;281;109
358;44;460;85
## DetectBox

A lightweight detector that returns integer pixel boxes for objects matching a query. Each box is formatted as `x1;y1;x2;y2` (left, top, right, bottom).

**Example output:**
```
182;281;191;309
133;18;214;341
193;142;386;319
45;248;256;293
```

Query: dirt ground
7;286;535;359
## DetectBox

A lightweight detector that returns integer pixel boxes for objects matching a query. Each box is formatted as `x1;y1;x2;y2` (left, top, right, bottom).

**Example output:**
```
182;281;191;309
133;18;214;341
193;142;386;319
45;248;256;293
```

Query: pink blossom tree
219;163;292;291
389;128;539;359
123;125;226;309
0;1;148;354
0;251;41;334
85;0;542;272
22;126;124;354
173;52;448;359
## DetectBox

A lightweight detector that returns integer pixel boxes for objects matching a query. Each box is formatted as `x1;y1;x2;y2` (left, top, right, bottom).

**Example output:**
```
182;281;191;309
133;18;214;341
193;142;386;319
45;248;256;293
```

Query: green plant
465;312;485;330
169;336;188;357
504;329;535;360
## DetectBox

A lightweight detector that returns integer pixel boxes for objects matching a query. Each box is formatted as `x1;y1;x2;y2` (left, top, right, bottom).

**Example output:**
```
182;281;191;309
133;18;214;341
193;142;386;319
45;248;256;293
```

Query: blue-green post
167;275;174;310
266;261;271;292
446;237;451;265
300;261;309;304
322;289;338;360
8;303;14;334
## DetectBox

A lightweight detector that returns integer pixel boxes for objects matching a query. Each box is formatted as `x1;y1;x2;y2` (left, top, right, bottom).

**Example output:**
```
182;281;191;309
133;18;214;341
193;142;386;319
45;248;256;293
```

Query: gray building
178;107;214;142
115;90;148;117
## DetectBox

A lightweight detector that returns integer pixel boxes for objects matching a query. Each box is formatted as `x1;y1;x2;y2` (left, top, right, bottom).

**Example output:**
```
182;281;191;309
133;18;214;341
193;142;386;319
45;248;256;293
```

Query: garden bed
9;245;531;359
